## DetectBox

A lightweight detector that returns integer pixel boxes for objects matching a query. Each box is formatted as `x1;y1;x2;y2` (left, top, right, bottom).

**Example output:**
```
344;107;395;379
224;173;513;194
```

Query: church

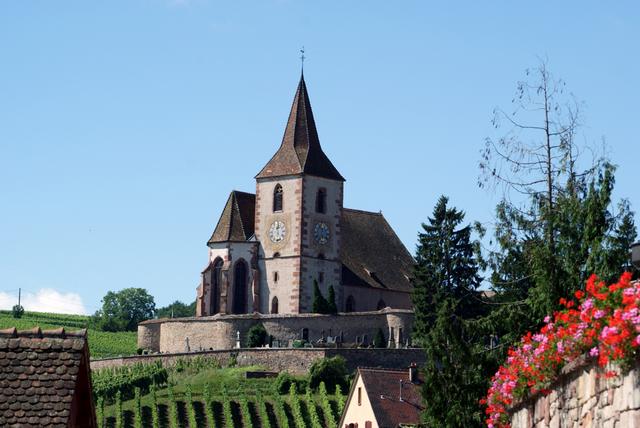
195;74;415;317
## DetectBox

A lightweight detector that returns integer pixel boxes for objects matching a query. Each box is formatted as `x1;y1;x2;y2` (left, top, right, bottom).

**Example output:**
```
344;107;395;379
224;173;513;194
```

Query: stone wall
90;348;426;376
138;308;414;353
510;357;640;427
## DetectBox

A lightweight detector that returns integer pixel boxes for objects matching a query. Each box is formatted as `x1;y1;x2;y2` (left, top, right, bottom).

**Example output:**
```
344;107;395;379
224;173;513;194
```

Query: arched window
210;258;223;314
376;299;386;310
271;297;279;314
232;260;248;314
273;184;283;212
345;295;355;313
315;188;327;213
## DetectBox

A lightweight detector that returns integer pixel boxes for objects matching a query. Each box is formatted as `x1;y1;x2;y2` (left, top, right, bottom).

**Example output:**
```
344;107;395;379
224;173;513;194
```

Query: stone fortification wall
91;348;426;375
510;357;640;427
138;309;414;353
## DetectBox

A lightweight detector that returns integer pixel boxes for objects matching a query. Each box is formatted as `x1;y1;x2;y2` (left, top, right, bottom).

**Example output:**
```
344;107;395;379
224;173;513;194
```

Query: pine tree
312;280;330;314
412;196;486;427
327;286;337;314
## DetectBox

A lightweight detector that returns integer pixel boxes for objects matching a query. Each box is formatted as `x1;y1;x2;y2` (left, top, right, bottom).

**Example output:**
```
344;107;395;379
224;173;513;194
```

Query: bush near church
308;355;349;392
246;323;268;347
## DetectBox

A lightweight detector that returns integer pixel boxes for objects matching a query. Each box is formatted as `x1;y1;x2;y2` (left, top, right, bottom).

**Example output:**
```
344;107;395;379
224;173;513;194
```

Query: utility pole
18;288;21;307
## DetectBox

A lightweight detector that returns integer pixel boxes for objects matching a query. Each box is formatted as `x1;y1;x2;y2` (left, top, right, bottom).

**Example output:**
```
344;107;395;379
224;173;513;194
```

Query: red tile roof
358;367;424;427
0;327;97;427
255;74;344;181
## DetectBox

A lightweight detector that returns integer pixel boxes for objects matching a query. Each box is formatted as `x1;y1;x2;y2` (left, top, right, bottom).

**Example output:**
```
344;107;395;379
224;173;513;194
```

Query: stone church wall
138;309;414;353
509;357;640;427
341;285;413;312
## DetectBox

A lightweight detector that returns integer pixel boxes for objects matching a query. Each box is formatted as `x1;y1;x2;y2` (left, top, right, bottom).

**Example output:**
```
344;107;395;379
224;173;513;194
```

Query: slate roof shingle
255;74;344;181
358;367;423;428
207;190;256;244
0;327;96;427
341;208;415;293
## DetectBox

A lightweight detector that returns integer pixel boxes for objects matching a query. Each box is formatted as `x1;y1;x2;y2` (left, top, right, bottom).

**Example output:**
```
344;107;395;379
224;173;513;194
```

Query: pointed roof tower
207;191;256;244
256;74;345;181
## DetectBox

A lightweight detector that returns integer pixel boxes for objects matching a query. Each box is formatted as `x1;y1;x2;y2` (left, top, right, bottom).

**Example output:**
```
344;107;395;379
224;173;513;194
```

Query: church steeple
256;74;344;181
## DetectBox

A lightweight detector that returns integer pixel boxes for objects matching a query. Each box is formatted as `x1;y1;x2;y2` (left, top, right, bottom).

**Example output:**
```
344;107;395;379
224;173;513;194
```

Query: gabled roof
352;367;423;428
341;208;415;292
208;191;256;244
255;74;344;181
0;327;96;427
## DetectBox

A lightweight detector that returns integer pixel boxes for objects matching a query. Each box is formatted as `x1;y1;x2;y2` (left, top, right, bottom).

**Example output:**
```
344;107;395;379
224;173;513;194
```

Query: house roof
208;190;256;244
341;208;415;293
255;74;344;181
0;327;96;427
357;367;423;428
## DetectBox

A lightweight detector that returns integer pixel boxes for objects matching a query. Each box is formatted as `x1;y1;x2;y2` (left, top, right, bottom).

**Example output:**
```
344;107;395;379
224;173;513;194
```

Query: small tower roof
207;191;256;244
256;74;344;181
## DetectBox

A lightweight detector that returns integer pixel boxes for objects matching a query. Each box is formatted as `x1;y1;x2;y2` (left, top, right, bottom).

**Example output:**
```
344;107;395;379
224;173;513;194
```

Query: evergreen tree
312;280;330;314
412;196;486;427
327;286;337;314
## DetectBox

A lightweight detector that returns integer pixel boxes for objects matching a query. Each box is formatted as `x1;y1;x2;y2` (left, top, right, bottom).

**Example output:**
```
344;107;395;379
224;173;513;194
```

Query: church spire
255;74;344;181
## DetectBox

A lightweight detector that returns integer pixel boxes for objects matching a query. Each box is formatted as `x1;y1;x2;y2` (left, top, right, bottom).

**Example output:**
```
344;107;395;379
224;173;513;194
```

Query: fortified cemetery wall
510;356;640;428
138;308;413;353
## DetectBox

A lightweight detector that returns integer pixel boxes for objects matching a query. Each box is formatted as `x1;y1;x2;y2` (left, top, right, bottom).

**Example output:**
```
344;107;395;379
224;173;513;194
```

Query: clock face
269;220;286;243
314;222;330;245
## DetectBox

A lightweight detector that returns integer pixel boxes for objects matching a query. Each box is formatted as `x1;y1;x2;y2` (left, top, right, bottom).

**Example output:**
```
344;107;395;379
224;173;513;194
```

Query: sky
1;1;638;314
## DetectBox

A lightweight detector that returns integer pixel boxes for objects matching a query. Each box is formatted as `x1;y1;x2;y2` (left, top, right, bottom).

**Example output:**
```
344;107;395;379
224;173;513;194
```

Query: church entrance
232;260;248;314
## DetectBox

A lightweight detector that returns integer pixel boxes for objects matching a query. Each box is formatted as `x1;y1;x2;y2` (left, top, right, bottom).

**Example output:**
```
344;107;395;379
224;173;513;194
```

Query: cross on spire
300;46;305;73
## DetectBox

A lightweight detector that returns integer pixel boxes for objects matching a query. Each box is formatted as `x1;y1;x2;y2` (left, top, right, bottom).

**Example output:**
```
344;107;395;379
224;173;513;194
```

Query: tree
479;61;637;321
12;304;24;319
92;288;156;332
156;300;196;319
308;356;348;392
246;323;268;348
327;286;337;314
312;280;330;314
373;328;386;348
412;196;487;427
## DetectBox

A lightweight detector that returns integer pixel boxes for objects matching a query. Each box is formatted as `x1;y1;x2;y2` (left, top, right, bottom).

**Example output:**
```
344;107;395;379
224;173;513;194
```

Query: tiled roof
341;208;415;292
255;74;344;181
207;190;256;244
359;367;423;427
0;327;96;427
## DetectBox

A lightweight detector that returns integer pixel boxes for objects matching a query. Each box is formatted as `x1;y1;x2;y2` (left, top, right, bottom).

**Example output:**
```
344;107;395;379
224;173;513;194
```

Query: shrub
308;356;348;392
274;372;308;395
12;305;24;319
373;328;386;348
246;323;268;348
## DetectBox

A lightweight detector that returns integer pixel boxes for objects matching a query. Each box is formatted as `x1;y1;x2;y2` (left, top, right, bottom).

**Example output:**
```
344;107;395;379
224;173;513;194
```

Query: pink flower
544;315;551;323
589;347;599;357
594;309;606;319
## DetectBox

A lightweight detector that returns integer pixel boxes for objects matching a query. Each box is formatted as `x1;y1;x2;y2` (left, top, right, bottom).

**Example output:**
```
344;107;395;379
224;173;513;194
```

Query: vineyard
95;359;348;428
0;310;137;358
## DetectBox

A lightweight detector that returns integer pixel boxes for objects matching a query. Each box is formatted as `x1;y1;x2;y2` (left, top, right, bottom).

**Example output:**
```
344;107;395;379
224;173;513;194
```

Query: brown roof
208;190;256;244
0;327;96;427
341;208;415;292
357;367;423;428
255;74;344;181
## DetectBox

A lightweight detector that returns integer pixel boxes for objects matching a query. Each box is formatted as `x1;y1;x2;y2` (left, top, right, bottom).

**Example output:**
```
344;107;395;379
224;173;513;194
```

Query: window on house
357;387;362;406
271;297;279;314
273;184;283;212
274;271;279;283
318;272;324;283
315;188;327;213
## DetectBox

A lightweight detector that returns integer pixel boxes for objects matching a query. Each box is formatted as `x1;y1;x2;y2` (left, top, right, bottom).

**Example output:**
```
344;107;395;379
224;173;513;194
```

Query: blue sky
1;1;638;314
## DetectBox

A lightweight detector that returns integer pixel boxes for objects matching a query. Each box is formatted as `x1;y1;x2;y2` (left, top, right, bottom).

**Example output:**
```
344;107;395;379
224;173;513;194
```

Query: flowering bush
483;272;639;428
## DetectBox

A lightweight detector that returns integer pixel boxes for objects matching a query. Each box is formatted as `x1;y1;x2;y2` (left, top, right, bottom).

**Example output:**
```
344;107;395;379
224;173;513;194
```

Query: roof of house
356;367;424;428
255;74;344;181
341;208;415;293
207;190;256;244
0;327;96;427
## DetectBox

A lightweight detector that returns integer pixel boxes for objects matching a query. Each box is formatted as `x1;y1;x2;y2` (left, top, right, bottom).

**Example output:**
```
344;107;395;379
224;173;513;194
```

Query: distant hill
0;310;137;359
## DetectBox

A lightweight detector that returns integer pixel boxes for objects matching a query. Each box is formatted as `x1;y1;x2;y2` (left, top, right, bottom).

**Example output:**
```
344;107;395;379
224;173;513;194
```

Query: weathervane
300;46;305;72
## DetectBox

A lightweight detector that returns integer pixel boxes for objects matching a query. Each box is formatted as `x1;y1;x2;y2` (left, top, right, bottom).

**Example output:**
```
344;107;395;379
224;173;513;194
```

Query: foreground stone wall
510;357;640;427
90;348;426;376
138;308;414;353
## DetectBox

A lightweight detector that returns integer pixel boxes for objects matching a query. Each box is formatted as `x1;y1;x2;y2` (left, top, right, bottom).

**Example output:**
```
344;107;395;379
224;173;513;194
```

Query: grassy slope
0;310;137;359
101;365;343;428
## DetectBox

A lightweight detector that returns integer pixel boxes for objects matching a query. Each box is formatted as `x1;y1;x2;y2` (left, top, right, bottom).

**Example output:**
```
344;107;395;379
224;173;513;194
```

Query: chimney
409;363;418;383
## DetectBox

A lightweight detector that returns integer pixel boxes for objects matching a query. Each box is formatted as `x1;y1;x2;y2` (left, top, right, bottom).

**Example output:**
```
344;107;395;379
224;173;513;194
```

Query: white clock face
269;220;286;243
314;222;330;245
